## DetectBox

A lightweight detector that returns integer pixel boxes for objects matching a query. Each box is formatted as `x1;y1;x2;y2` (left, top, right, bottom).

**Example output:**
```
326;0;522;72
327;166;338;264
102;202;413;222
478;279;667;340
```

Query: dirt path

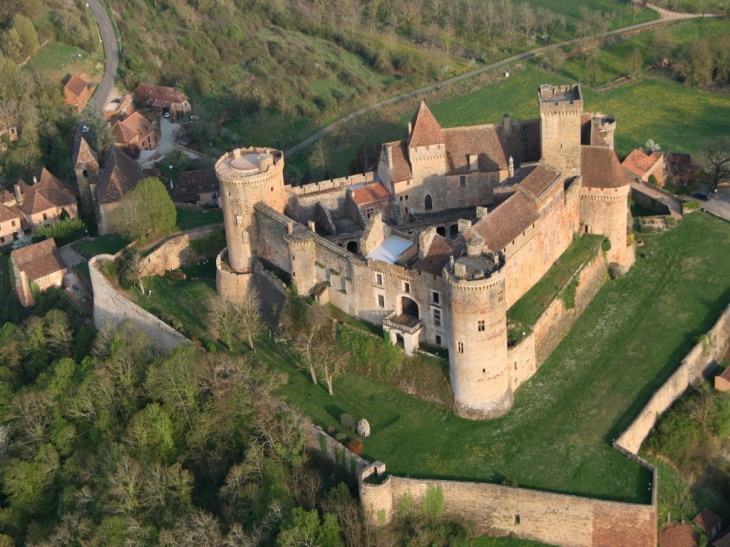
285;5;713;158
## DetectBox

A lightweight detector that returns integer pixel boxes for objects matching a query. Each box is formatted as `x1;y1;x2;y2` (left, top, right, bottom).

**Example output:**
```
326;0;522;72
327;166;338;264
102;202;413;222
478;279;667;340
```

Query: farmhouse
214;84;635;420
622;148;665;186
63;74;91;113
111;111;157;151
135;83;191;116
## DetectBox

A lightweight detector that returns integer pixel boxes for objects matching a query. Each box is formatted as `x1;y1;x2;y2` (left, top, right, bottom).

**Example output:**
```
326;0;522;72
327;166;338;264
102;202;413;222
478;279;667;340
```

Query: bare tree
625;47;643;79
45;309;73;358
314;332;350;396
207;295;240;350
124;252;148;295
697;135;730;193
279;293;328;385
239;288;266;351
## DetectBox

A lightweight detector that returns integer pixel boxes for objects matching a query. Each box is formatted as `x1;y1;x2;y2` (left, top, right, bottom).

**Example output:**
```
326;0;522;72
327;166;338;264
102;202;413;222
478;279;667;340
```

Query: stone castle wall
138;224;223;277
531;244;607;365
615;301;730;454
255;204;293;274
630;186;671;216
359;463;656;547
287;173;375;224
89;254;192;353
300;418;370;478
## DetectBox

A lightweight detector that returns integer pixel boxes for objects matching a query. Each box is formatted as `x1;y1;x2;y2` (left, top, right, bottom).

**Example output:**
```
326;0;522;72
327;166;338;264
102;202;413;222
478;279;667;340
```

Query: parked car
81;124;90;133
189;115;199;121
163;112;171;118
691;192;710;201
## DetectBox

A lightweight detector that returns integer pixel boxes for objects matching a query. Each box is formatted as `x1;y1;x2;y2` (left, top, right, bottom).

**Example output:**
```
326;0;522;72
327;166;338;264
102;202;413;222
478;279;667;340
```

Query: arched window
425;194;433;210
347;241;358;254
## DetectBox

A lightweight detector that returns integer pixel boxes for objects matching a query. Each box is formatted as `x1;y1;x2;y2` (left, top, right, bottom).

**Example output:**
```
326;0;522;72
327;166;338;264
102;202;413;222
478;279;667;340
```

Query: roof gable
73;137;99;170
97;146;147;204
581;146;631;189
350;182;391;205
11;239;65;281
64;74;88;97
409;102;444;148
622;149;663;177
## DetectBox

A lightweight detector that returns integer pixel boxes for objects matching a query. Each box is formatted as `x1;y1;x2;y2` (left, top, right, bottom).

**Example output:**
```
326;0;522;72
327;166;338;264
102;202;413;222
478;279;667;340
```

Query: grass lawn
74;233;129;258
257;212;730;503
175;207;223;231
469;537;556;547
507;234;604;326
130;275;216;343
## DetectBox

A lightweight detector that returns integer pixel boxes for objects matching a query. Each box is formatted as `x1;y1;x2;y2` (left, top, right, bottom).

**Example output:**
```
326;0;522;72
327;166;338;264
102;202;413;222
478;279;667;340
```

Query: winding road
284;3;710;157
87;0;119;109
84;0;710;155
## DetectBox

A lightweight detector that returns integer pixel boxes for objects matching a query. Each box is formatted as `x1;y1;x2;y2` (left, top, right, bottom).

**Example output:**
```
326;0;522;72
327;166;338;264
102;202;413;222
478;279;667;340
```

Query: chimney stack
503;113;511;132
14;184;22;205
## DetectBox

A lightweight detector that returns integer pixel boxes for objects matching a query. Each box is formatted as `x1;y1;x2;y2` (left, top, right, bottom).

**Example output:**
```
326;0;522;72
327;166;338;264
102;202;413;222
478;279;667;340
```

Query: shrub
346;439;363;454
207;342;217;353
339;413;357;432
356;418;370;438
683;201;700;212
601;238;612;252
421;485;444;516
31;217;86;247
648;174;659;185
335;432;347;442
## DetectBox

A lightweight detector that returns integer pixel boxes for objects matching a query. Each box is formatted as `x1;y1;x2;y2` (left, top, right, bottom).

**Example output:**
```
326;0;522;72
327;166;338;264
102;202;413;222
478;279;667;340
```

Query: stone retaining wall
138;224;223;277
89;254;192;353
615;302;730;454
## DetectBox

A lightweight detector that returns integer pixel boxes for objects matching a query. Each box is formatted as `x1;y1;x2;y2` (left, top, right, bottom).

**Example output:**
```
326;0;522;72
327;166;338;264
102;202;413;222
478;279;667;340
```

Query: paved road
87;0;119;109
696;186;730;221
285;3;711;157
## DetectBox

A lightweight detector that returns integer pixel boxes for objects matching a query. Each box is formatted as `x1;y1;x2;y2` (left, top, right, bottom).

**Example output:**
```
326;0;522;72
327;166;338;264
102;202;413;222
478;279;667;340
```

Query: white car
163;112;171;118
189;115;199;121
81;125;90;133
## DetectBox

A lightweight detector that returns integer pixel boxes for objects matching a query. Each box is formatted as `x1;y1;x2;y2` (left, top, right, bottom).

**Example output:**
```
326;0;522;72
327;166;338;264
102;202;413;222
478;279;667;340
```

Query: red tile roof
0;203;21;223
693;508;722;536
408;102;444;148
581;146;632;189
658;523;698;547
472;191;539;251
17;169;77;215
622;149;663;178
171;168;219;202
136;83;189;109
518;163;560;199
383;140;413;183
72;137;98;171
97;145;148;205
64;74;88;98
413;233;458;275
11;239;65;281
350;182;391;205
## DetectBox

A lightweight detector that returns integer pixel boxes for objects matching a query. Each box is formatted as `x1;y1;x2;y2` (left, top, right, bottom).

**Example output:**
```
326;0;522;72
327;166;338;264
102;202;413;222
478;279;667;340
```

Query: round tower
215;147;286;300
444;236;512;419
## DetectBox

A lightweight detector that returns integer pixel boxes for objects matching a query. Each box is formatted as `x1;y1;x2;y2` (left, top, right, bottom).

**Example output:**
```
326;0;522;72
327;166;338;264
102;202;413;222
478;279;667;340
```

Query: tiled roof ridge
408;101;444;148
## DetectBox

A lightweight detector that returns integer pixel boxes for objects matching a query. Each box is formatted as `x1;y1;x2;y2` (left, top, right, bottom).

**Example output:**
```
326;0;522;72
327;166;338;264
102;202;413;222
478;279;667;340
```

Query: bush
346;439;363;454
31;217;86;247
339;413;357;432
356;418;370;438
335;432;347;442
648;174;659;185
601;238;612;252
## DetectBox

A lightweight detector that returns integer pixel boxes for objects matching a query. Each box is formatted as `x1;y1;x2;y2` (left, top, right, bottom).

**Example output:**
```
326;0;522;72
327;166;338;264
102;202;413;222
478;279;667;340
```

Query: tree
45;309;73;358
276;507;344;547
625;48;643;79
279;293;329;385
676;39;713;87
206;295;241;350
113;177;176;240
12;15;39;59
124;252;148;295
652;29;675;66
239;287;266;351
586;60;603;86
82;106;114;153
313;323;350;396
697;135;730;193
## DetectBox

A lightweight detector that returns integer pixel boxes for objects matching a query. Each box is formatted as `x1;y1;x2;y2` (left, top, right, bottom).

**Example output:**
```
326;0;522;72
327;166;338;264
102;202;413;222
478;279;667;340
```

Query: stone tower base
454;389;514;420
216;249;252;303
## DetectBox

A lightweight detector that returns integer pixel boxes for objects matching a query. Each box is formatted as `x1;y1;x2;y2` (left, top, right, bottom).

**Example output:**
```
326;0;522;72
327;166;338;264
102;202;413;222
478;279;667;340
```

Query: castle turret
444;236;512;419
539;84;583;178
215;147;286;273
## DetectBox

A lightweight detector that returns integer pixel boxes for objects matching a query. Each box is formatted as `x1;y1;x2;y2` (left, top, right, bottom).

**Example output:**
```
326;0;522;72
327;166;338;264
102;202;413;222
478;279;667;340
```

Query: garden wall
89;254;192;353
299;416;370;478
615;301;730;454
139;224;223;277
630;187;671;216
531;246;607;365
359;463;656;547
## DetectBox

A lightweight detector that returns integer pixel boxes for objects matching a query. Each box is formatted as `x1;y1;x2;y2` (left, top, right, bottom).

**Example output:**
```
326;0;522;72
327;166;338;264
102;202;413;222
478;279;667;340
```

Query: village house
694;509;723;540
0;203;23;247
622;148;665;186
11;168;78;229
63;74;91;113
103;93;135;121
96;145;148;234
111;111;157;151
170;168;220;207
135;83;191;116
0;115;18;152
10;239;67;307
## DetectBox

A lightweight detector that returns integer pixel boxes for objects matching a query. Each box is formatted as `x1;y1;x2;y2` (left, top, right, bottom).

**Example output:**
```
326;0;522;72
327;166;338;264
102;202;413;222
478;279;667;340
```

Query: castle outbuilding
215;84;634;419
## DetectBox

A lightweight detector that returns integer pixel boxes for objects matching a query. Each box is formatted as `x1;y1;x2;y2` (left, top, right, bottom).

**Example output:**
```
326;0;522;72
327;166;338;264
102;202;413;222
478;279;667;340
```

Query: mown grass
174;207;224;231
469;536;556;547
507;234;604;326
74;233;129;258
259;212;730;503
130;275;216;343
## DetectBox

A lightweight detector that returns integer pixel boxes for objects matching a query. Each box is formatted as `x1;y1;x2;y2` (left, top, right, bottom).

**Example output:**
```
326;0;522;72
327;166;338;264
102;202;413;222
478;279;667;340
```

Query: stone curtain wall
287;173;375;224
615;301;730;454
301;419;370;478
630;187;671;216
89;255;193;353
359;463;656;547
139;224;223;277
531;245;607;365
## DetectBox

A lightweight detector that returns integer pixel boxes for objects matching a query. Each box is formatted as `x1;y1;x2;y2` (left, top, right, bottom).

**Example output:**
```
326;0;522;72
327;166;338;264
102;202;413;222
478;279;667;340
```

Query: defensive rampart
615;301;730;453
138;224;223;277
359;463;656;547
89;254;192;353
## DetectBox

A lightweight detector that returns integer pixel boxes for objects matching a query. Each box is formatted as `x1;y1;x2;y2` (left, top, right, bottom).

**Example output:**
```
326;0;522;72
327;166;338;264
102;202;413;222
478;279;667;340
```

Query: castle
214;84;634;419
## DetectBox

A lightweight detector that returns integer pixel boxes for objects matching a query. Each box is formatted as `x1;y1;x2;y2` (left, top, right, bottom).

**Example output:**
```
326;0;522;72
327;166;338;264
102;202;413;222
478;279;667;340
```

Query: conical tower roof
408;101;444;148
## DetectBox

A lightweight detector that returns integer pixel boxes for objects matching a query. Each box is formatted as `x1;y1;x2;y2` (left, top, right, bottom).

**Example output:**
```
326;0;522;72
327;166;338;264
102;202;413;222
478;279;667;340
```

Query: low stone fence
359;462;656;547
615;302;730;454
89;254;192;353
631;186;671;216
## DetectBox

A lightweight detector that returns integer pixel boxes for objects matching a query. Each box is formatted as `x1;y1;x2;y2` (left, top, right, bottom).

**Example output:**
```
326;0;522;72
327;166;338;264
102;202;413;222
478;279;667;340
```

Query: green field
560;19;730;86
74;233;130;258
469;537;556;547
258;212;730;503
174;207;224;231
